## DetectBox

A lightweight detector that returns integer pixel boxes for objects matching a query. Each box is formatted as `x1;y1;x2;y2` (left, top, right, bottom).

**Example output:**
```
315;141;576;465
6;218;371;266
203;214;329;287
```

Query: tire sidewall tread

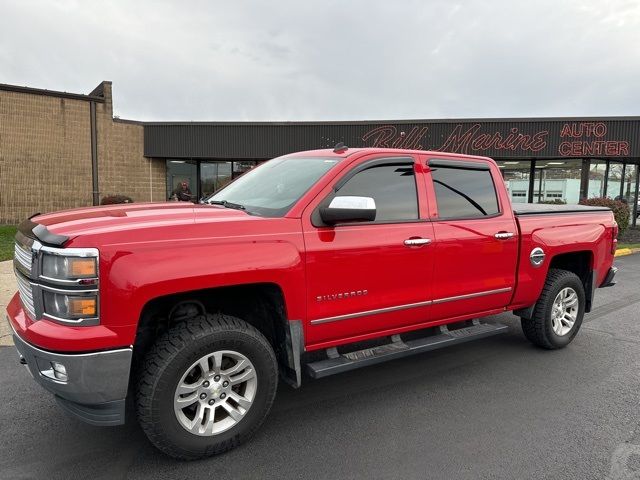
521;268;586;350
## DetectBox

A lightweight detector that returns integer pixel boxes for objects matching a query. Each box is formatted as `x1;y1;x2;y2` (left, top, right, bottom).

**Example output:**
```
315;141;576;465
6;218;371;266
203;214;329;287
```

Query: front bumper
8;315;132;426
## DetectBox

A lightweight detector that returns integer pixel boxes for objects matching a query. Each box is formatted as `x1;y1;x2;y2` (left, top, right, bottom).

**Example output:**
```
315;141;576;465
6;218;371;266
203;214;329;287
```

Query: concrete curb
615;248;640;257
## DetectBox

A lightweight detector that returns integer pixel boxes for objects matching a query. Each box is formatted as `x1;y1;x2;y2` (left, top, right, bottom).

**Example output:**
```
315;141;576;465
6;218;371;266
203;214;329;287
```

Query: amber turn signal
68;258;97;277
68;298;97;316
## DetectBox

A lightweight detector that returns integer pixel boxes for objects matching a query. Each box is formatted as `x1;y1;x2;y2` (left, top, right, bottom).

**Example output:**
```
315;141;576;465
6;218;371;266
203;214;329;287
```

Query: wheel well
548;250;594;311
133;283;293;382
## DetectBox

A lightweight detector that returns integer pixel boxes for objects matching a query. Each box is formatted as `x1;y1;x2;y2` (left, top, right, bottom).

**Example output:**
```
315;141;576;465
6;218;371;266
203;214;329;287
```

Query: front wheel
136;314;278;459
521;268;585;349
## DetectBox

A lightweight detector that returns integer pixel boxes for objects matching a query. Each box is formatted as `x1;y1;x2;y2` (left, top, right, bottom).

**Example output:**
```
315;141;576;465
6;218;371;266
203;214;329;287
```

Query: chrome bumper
9;317;132;426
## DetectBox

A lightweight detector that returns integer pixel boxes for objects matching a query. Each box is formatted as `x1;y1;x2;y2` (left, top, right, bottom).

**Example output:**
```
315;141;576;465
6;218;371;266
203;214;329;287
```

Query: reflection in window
497;161;531;203
533;159;582;204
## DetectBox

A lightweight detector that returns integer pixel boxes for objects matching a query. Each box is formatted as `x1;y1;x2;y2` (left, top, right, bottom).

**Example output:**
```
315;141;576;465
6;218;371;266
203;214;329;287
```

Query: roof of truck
288;147;494;162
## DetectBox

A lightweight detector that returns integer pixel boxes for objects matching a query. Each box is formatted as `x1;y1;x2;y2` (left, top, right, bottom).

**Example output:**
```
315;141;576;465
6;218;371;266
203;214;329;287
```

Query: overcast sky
1;0;639;121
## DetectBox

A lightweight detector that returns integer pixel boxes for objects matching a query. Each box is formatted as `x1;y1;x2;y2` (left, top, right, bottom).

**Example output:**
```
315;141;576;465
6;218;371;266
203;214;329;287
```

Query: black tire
521;268;585;349
136;313;278;460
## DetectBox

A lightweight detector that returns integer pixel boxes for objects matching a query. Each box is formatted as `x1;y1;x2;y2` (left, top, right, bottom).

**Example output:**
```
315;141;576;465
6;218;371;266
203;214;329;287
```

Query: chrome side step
306;321;509;379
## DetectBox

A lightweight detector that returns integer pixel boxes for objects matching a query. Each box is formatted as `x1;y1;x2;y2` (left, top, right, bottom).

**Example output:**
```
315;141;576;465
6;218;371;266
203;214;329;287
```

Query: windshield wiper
209;200;246;210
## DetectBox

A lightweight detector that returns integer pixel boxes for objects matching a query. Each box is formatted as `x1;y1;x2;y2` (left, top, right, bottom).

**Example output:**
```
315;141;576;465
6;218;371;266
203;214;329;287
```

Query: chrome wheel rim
551;287;579;336
174;350;257;436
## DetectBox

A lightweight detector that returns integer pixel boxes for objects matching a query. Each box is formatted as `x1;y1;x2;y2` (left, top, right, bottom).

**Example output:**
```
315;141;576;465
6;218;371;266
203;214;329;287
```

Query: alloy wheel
550;287;579;336
173;350;257;436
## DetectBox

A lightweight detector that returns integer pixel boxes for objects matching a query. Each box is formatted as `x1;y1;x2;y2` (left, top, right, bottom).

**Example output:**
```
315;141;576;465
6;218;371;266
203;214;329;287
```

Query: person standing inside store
172;181;193;202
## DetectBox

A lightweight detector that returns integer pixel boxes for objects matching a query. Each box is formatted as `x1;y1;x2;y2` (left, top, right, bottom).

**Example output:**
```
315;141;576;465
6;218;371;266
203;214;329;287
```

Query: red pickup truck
7;147;618;459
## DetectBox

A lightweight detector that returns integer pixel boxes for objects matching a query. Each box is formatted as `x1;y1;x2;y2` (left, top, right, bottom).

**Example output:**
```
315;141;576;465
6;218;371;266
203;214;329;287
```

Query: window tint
336;162;418;222
430;165;499;219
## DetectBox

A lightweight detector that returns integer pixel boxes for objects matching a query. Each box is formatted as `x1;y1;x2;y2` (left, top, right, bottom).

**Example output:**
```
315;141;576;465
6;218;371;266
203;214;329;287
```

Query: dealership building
1;81;639;226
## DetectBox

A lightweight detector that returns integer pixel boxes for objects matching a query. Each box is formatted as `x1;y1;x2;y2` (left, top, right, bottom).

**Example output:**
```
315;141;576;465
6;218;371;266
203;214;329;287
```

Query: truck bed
513;204;611;216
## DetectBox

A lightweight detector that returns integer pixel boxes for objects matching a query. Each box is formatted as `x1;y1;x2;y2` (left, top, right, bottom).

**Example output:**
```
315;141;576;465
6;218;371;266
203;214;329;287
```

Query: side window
335;162;419;222
430;163;499;219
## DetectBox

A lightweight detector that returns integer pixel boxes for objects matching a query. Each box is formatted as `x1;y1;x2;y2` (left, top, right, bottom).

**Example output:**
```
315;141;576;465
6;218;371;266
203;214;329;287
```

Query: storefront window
588;160;606;198
622;163;638;201
497;161;531;203
532;159;582;204
622;163;639;225
606;161;624;199
201;161;233;198
233;161;258;177
166;160;197;201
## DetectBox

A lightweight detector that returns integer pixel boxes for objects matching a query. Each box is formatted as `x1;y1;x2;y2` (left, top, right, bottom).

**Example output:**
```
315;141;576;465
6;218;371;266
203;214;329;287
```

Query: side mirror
319;196;376;225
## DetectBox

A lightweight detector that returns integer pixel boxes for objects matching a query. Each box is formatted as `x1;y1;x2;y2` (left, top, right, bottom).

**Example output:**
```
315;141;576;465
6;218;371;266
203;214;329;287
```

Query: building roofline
0;82;105;103
140;115;640;126
113;117;144;125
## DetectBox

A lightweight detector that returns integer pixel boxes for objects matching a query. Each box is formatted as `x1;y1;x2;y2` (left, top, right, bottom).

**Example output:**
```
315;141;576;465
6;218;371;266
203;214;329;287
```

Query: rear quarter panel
511;211;615;309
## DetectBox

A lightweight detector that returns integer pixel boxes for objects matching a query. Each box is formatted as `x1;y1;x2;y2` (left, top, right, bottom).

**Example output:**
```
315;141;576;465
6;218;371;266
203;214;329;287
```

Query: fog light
51;361;67;381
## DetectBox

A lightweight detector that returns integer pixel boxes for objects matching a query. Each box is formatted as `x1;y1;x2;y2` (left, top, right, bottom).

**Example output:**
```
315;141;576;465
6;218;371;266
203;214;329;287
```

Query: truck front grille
15;272;36;319
14;242;33;275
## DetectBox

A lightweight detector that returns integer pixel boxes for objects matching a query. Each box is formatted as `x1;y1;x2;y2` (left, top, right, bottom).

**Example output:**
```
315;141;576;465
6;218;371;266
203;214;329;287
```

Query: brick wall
95;83;165;204
0;82;166;224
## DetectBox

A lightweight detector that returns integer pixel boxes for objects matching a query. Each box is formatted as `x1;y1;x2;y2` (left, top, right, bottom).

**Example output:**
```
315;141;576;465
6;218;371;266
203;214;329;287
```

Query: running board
306;321;508;379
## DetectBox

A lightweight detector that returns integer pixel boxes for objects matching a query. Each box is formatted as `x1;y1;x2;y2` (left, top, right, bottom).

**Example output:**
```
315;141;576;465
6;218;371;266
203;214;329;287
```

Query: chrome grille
15;273;36;319
14;242;33;275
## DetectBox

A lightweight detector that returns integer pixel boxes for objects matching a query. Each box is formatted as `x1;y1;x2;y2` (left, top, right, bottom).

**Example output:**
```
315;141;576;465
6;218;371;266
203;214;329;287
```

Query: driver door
302;155;435;348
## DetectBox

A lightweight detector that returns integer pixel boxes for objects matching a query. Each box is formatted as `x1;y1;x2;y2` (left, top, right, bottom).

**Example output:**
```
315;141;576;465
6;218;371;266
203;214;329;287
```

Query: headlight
43;291;98;320
42;255;97;280
37;247;100;325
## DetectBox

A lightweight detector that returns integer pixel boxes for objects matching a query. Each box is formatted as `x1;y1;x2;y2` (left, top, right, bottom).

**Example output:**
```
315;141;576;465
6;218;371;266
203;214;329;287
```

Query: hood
32;202;251;241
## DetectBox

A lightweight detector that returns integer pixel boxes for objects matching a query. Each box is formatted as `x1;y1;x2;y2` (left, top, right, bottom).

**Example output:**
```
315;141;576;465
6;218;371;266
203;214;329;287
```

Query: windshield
206;156;340;217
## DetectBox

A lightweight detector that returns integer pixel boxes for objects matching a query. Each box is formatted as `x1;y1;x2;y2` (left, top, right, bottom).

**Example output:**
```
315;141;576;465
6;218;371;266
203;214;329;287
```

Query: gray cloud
1;0;639;121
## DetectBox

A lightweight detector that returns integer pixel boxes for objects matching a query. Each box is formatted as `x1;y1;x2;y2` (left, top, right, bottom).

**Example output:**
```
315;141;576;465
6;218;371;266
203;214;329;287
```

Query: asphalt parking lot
1;254;639;480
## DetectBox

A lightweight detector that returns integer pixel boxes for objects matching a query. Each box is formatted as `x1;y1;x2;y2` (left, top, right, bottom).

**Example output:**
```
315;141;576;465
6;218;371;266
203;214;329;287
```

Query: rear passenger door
424;157;518;321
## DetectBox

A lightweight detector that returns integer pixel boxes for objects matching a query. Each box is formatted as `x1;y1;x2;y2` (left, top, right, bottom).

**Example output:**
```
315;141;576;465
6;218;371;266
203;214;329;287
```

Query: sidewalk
0;261;16;346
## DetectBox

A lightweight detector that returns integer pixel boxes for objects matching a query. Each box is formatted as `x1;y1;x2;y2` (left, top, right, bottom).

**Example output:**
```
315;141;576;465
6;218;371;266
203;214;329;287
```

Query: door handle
494;232;514;240
404;238;432;246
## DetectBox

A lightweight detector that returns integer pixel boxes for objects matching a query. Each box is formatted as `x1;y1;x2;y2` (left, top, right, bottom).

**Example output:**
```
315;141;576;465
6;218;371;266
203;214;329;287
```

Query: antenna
333;142;348;153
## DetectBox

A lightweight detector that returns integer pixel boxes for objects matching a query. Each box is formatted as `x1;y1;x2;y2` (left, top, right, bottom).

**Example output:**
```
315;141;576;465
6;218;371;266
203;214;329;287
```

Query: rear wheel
136;313;278;459
521;268;585;349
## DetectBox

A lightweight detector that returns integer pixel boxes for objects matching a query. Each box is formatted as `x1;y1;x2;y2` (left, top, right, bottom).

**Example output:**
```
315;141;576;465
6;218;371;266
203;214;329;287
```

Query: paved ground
1;255;640;479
